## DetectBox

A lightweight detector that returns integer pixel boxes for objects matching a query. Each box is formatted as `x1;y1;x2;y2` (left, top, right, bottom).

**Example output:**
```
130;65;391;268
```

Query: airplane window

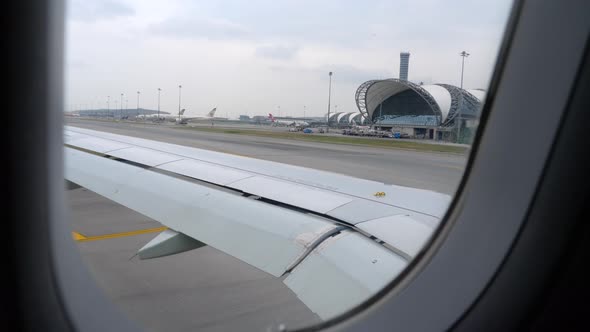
64;0;513;330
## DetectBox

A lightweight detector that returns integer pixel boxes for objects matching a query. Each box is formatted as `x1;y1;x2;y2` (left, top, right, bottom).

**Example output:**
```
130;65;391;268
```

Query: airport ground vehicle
342;127;392;138
392;132;410;139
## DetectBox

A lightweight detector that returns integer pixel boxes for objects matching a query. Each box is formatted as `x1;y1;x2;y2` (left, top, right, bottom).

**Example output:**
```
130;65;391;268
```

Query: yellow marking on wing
73;226;168;242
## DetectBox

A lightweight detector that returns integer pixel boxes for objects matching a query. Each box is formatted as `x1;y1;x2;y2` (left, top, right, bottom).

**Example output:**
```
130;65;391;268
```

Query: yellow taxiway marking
72;226;168;242
72;231;87;240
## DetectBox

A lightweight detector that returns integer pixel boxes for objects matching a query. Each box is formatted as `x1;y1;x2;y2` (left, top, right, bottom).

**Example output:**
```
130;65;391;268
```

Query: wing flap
284;230;407;320
356;215;433;257
230;176;354;214
108;147;184;167
64;135;131;154
158;159;253;185
326;199;436;226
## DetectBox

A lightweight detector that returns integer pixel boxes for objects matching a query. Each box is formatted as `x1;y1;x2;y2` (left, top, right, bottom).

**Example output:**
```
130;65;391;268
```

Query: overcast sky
65;0;513;118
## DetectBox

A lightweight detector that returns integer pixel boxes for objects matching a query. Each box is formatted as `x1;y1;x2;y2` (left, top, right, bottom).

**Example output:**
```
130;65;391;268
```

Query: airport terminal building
355;79;485;140
352;52;485;141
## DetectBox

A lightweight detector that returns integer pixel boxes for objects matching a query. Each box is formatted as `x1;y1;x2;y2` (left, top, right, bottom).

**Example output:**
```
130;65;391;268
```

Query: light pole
303;105;306;119
120;93;123;119
458;51;470;143
460;51;469;89
178;85;182;122
157;88;161;121
107;96;110;119
136;91;140;117
327;71;333;132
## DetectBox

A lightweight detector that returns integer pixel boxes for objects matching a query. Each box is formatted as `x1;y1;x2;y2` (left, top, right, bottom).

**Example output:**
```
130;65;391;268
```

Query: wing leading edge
64;126;450;319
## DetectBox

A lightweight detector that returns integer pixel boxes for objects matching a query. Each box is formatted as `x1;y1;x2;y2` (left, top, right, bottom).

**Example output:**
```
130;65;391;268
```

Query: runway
65;118;467;331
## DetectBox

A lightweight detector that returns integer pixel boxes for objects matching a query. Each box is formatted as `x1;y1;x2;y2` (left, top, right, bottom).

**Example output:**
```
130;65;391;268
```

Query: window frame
4;0;589;330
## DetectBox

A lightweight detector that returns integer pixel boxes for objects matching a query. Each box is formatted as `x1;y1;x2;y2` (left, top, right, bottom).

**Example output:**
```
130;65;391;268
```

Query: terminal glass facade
371;89;441;126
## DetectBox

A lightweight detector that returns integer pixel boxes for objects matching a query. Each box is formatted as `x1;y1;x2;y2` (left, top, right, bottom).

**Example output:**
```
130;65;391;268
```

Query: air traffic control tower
399;52;410;81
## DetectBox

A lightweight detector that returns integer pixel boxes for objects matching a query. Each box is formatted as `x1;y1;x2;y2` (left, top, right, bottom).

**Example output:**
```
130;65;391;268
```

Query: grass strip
177;126;469;154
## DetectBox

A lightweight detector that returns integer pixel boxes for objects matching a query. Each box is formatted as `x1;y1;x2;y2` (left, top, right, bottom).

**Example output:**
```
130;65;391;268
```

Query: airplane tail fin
268;113;275;122
180;108;186;115
207;108;217;117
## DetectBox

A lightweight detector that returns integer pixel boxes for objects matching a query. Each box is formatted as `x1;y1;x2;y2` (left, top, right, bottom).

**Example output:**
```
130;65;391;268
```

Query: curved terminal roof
336;112;349;123
328;112;345;122
355;79;483;127
349;113;366;124
328;112;367;125
421;85;452;120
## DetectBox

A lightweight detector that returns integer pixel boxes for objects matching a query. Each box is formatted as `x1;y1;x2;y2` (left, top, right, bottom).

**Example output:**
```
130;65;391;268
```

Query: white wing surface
64;126;451;319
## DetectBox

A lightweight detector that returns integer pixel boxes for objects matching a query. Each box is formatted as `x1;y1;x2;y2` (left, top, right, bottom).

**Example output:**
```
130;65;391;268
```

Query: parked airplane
268;113;309;127
139;108;218;124
136;110;181;122
175;107;219;124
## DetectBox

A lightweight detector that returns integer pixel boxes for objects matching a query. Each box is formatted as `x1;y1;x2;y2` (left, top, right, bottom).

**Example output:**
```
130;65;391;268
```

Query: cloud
148;17;249;40
169;0;511;49
68;0;134;21
255;45;299;60
269;64;384;86
315;64;386;85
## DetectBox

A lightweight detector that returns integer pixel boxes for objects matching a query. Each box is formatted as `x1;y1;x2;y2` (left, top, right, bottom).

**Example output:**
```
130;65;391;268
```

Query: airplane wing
64;126;450;320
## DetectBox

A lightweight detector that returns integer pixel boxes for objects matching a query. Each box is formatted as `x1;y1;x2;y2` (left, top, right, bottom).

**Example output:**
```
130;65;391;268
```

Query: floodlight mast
327;72;333;133
178;85;182;122
157;88;161;121
457;51;470;143
460;51;470;89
